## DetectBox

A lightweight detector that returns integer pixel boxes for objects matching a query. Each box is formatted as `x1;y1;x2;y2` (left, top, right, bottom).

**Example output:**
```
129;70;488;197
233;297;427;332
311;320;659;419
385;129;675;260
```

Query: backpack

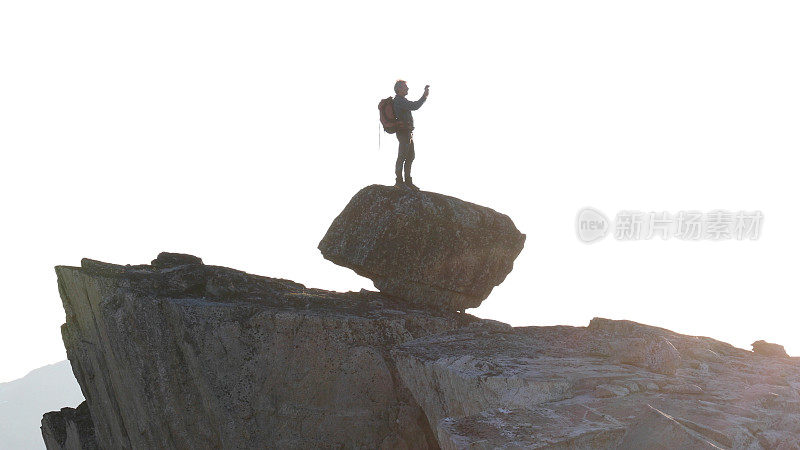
378;97;406;134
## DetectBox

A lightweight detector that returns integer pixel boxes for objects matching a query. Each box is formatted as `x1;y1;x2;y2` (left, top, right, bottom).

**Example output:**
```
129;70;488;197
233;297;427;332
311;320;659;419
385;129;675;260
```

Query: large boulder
318;185;525;311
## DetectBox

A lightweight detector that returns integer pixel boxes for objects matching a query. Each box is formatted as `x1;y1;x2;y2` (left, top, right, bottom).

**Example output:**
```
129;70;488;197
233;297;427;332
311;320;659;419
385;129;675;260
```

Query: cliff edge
47;252;474;448
43;253;800;449
42;187;800;449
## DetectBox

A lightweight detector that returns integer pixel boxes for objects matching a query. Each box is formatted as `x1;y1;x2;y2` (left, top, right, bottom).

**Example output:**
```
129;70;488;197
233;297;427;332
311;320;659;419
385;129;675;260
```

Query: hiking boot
405;177;420;191
394;177;405;189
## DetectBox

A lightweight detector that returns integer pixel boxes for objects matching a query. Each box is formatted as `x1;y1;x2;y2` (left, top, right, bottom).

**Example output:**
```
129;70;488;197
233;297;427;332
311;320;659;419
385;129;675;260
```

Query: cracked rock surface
52;253;474;449
44;253;800;449
394;318;800;448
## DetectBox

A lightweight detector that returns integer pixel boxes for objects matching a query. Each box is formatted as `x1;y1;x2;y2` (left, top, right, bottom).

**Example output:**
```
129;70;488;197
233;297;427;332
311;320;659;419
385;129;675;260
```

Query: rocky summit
42;253;800;449
319;185;526;311
40;189;800;449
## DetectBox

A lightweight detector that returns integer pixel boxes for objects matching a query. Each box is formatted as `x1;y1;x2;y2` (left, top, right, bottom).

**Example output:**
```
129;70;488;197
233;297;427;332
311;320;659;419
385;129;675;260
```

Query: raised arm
396;89;429;111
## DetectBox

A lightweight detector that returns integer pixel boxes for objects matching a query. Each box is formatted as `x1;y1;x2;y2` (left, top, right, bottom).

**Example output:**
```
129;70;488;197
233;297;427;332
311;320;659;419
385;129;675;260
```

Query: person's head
394;80;409;96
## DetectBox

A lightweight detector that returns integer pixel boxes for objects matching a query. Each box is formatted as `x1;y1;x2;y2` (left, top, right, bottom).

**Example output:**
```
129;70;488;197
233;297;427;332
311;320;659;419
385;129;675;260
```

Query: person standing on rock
393;80;429;191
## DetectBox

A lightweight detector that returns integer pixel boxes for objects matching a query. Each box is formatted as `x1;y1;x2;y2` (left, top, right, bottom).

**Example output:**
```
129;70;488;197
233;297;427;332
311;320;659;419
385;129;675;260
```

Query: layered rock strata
52;253;473;449
393;318;800;448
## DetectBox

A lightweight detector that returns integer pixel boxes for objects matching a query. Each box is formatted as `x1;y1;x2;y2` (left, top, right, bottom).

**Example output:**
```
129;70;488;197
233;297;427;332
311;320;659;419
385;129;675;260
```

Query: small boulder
586;319;682;376
752;340;789;358
151;252;203;269
645;337;683;376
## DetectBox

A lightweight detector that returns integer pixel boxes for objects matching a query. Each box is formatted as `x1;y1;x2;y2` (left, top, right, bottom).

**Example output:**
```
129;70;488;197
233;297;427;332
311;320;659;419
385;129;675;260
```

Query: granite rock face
618;405;723;449
393;318;800;448
53;253;473;449
437;406;627;450
46;253;800;449
318;185;525;311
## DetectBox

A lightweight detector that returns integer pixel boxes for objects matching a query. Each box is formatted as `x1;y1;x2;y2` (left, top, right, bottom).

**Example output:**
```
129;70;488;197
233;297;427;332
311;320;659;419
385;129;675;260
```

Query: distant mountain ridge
0;361;84;449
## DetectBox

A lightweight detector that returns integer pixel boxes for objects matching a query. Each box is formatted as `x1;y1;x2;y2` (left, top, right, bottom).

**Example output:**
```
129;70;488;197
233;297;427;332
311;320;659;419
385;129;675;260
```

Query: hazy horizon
0;360;84;448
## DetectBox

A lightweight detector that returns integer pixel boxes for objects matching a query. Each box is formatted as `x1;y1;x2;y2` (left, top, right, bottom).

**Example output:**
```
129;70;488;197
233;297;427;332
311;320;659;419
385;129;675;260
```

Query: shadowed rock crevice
41;401;98;450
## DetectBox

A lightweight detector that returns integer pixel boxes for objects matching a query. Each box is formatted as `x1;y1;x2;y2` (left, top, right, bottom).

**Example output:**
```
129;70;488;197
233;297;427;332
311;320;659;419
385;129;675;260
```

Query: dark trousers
395;130;415;181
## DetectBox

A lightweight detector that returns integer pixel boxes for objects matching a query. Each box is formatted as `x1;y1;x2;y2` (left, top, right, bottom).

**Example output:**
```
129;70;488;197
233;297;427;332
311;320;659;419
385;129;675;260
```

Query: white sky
1;1;798;382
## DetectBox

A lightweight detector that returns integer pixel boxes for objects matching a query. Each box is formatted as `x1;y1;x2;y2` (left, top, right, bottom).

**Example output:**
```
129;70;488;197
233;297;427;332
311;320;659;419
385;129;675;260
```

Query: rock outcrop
51;253;474;449
318;185;525;311
41;401;98;450
393;318;800;448
46;188;800;448
44;253;800;449
752;339;789;358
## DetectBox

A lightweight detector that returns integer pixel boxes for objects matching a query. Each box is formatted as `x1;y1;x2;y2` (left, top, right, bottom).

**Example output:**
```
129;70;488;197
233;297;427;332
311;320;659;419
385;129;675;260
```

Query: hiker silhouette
387;80;429;191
